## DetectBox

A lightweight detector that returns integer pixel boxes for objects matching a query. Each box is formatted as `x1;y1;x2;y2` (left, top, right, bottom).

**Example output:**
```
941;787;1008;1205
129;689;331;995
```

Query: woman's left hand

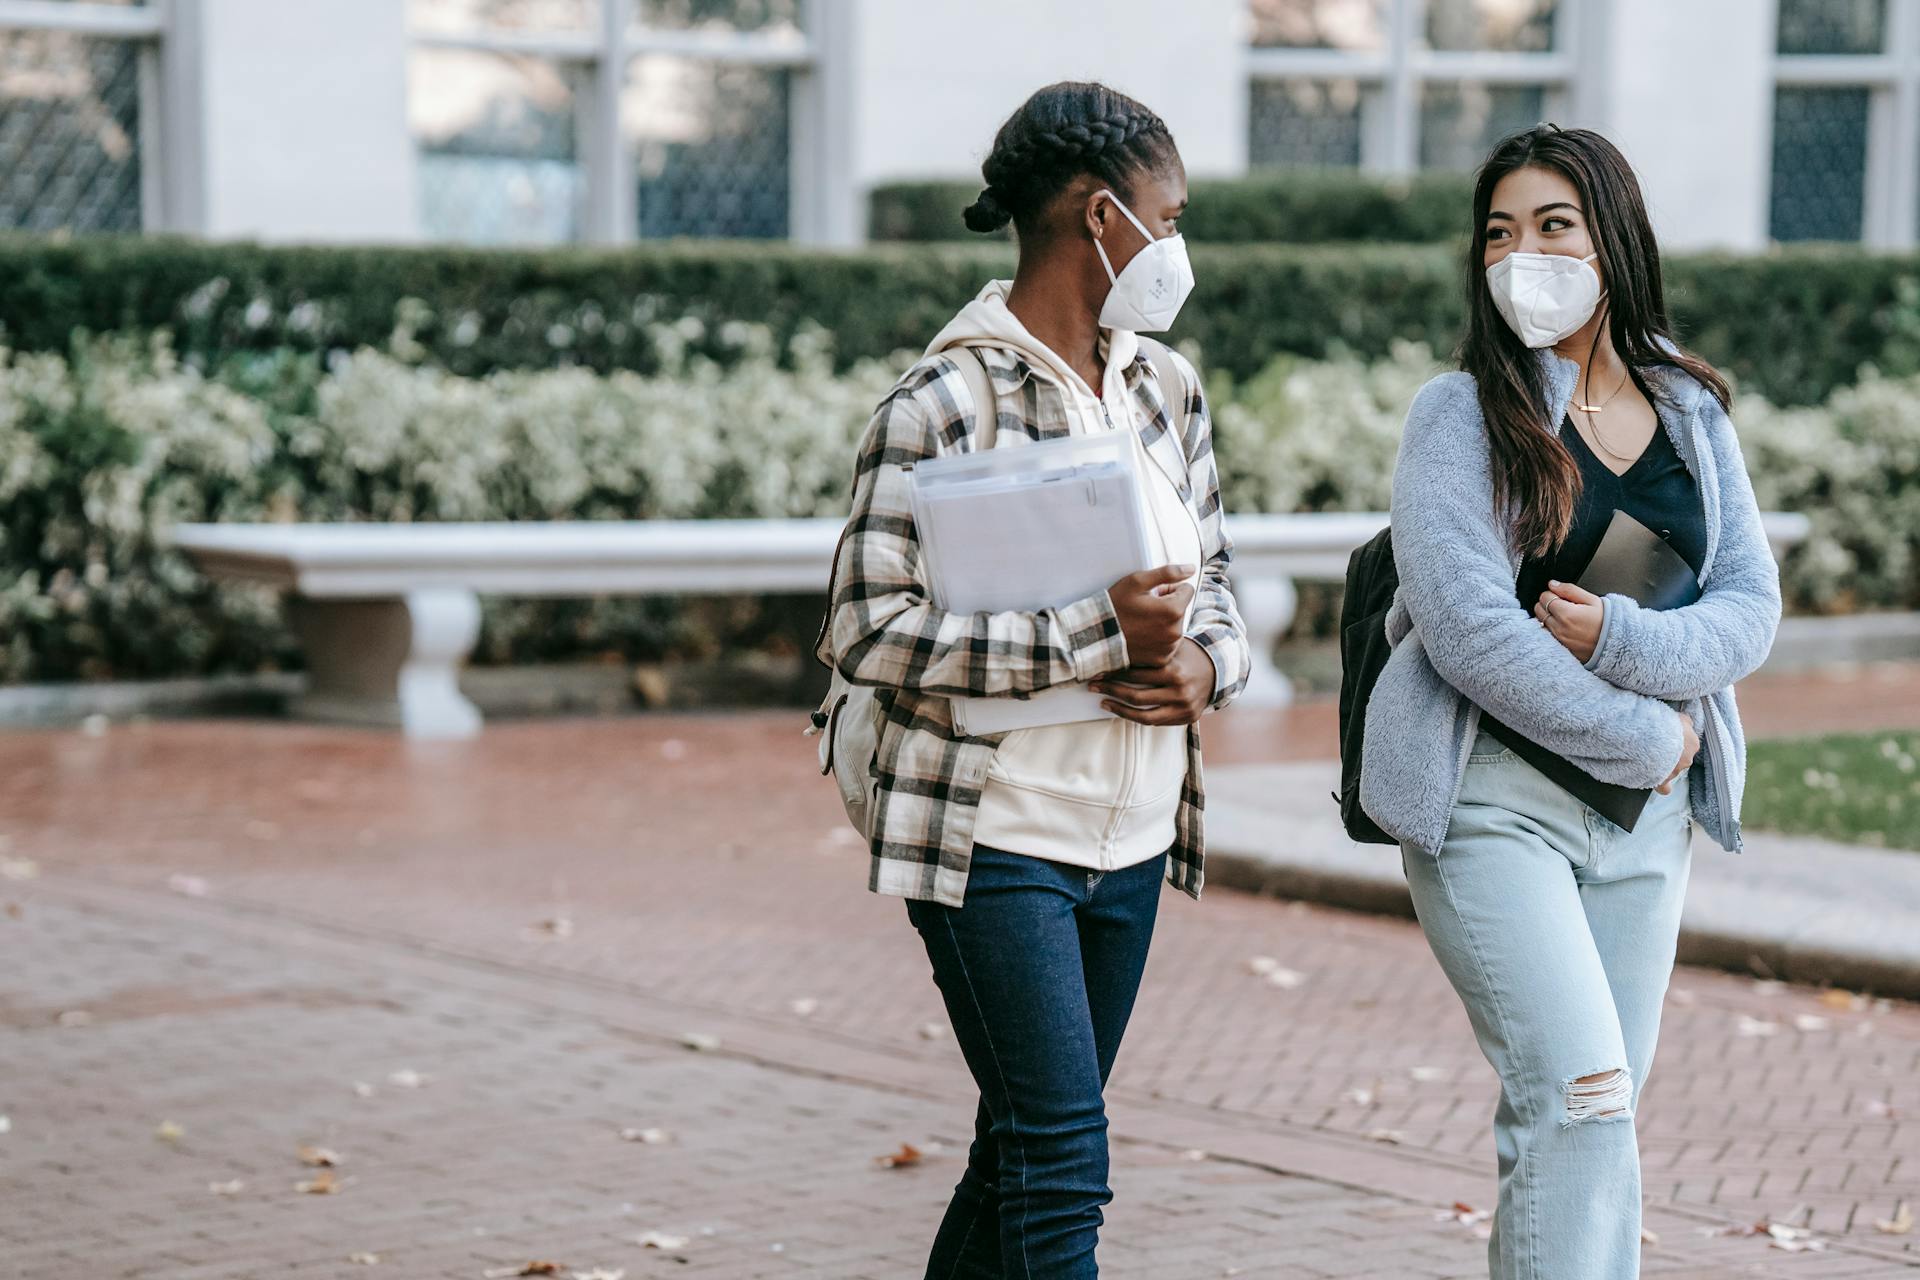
1091;638;1214;726
1534;580;1604;664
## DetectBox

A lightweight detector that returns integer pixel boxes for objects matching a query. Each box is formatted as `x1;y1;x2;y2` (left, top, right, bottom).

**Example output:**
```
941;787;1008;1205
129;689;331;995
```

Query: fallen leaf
875;1143;923;1169
1438;1202;1492;1226
1865;1099;1900;1119
0;1116;10;1135
0;857;39;881
678;1032;720;1053
168;874;210;897
1364;1128;1406;1144
1875;1203;1913;1235
5;902;22;919
295;1170;342;1195
1246;955;1281;976
1180;1149;1207;1162
483;1265;565;1278
155;1120;185;1142
347;1252;380;1265
1819;988;1862;1010
56;1010;93;1028
571;1270;626;1280
1735;1016;1780;1038
1751;979;1786;997
1408;1066;1446;1082
789;997;820;1017
1793;1014;1829;1032
352;1081;376;1098
617;1127;670;1145
208;1179;245;1195
636;1232;689;1251
1640;1227;1660;1245
1263;967;1306;989
524;916;573;940
298;1144;343;1167
917;1022;947;1041
387;1069;429;1088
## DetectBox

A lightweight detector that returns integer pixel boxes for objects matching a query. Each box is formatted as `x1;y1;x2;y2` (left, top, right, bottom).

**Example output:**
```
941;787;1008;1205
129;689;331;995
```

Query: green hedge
869;171;1477;245
1;235;1916;406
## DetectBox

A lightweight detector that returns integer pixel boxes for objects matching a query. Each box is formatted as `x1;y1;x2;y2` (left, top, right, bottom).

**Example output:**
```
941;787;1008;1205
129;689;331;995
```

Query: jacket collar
1534;334;1711;421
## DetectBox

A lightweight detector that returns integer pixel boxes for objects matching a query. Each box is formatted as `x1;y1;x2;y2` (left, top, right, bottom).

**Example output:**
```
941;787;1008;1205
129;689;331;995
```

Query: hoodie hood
925;279;1140;407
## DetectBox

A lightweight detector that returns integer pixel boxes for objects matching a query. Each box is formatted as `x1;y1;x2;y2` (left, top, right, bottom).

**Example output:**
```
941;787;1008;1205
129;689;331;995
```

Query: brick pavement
1;661;1917;1275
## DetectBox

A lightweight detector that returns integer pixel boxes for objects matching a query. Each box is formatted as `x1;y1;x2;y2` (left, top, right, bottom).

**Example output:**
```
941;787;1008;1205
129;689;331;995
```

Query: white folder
909;432;1153;736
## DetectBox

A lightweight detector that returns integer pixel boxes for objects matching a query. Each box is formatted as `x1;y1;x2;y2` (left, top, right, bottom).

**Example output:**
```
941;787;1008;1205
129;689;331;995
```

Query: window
0;0;166;233
1246;0;1575;175
1770;0;1920;245
408;0;809;244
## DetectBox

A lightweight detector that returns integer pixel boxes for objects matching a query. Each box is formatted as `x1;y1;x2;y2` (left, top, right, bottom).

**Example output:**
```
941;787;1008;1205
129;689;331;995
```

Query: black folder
1482;510;1703;832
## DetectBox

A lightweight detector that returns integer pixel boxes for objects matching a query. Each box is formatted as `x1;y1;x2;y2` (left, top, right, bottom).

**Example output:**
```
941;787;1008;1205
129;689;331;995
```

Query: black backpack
1335;525;1399;844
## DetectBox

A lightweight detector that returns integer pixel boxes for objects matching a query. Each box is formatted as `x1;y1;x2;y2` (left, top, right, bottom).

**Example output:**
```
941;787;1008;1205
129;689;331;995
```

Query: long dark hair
963;82;1178;236
1460;124;1730;558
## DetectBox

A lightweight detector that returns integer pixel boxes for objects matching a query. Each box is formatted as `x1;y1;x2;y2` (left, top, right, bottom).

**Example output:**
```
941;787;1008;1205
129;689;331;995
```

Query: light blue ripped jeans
1401;723;1694;1280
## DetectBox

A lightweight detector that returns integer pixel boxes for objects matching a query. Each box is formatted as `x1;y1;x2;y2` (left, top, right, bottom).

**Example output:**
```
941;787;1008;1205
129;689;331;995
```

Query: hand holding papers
909;431;1166;735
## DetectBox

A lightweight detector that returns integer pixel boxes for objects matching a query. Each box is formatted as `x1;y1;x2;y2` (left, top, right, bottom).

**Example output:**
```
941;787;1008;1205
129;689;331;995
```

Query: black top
1481;410;1707;827
1514;413;1707;609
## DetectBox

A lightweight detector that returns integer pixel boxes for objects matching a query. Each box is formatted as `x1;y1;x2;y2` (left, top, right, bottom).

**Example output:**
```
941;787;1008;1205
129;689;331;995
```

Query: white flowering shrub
0;326;1912;684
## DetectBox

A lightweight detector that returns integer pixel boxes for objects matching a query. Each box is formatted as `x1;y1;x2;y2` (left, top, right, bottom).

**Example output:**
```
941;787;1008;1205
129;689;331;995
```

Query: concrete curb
1203;760;1920;1002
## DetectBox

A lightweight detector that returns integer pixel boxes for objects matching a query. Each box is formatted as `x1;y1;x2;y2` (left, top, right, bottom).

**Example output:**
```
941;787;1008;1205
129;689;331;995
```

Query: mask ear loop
1092;189;1156;286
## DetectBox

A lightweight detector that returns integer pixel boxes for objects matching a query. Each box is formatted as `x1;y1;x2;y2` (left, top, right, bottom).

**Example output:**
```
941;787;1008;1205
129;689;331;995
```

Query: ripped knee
1561;1067;1633;1126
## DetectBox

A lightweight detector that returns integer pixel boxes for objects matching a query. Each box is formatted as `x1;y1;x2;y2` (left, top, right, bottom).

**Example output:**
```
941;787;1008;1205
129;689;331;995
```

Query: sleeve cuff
1584;594;1623;674
1059;589;1129;683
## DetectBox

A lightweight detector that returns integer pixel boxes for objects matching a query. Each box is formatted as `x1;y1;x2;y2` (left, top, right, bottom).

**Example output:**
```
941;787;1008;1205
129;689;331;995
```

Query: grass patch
1743;731;1920;851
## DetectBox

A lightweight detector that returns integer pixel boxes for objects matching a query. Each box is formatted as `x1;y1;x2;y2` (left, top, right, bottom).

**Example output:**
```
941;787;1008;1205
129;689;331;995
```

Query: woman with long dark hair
817;81;1248;1277
1360;125;1781;1276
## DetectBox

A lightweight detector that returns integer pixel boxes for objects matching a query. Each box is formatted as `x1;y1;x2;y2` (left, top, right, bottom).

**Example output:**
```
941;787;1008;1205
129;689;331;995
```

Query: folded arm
1393;376;1686;789
827;370;1129;699
1583;401;1782;701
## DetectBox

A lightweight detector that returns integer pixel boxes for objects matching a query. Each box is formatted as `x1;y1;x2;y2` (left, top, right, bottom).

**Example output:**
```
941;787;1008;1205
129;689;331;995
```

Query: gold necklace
1573;362;1637;461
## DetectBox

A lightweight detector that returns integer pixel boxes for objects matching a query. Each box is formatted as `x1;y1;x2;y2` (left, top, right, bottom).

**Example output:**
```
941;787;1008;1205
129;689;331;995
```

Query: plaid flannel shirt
816;340;1251;907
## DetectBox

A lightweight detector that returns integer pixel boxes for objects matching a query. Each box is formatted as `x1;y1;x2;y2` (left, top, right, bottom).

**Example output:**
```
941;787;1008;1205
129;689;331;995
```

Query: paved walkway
1;662;1916;1276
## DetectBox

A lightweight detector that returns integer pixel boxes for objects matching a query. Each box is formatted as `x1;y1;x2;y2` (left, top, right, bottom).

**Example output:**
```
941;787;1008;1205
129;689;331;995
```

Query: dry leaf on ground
155;1120;185;1142
1735;1016;1780;1038
1820;988;1864;1010
636;1232;689;1251
352;1081;376;1098
1408;1066;1447;1082
789;997;820;1017
0;857;39;881
571;1270;625;1280
617;1127;670;1144
482;1264;564;1278
1344;1087;1377;1107
678;1032;720;1053
1640;1227;1660;1245
4;902;19;919
347;1252;380;1265
208;1179;244;1195
298;1145;343;1167
387;1068;430;1088
1364;1128;1406;1144
1792;1014;1829;1032
296;1171;344;1195
917;1022;947;1040
1875;1203;1913;1235
0;1116;11;1135
875;1143;923;1169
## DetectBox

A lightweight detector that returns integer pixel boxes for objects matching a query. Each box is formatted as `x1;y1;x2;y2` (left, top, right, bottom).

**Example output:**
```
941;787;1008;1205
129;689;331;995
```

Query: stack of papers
910;432;1153;735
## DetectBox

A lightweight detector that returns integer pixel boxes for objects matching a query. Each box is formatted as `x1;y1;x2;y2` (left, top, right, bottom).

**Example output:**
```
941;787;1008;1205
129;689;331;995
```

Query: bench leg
1232;573;1296;708
286;588;483;738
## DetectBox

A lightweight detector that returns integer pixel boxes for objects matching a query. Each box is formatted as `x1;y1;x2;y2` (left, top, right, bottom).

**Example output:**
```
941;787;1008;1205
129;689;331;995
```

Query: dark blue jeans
906;843;1167;1280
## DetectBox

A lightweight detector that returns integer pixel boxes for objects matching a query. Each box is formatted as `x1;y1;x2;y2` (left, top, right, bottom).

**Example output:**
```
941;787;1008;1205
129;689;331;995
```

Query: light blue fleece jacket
1360;346;1783;858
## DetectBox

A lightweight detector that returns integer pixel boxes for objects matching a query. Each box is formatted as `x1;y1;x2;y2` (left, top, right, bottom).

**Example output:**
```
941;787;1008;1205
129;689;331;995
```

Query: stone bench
169;512;1811;738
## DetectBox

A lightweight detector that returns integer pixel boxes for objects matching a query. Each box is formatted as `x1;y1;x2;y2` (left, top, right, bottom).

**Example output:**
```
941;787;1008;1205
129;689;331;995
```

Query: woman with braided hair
818;82;1249;1276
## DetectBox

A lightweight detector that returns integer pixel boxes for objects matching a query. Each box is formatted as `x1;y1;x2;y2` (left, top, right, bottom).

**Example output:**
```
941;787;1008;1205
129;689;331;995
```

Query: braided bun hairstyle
963;82;1177;236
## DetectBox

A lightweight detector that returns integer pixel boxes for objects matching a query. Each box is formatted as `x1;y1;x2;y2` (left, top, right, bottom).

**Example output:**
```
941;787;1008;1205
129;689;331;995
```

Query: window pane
1248;0;1385;51
1250;79;1365;168
0;31;143;233
1419;82;1545;171
411;49;582;244
1769;86;1868;241
626;57;788;238
636;0;804;38
1424;0;1557;51
1775;0;1885;54
410;0;598;35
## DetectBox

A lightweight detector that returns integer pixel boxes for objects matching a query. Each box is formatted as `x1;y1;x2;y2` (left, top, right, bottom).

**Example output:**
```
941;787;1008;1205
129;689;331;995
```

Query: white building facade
0;0;1913;253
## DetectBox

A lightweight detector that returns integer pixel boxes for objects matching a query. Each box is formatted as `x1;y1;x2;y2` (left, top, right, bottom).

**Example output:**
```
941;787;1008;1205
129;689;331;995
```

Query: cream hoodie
923;282;1205;872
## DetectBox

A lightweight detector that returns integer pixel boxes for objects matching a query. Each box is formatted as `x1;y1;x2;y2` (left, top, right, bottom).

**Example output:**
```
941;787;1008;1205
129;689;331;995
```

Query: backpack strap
1135;335;1191;455
948;345;998;451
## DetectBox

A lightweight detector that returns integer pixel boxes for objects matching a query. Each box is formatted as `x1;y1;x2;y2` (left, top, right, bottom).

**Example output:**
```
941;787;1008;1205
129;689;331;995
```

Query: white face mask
1093;189;1193;333
1485;250;1604;348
